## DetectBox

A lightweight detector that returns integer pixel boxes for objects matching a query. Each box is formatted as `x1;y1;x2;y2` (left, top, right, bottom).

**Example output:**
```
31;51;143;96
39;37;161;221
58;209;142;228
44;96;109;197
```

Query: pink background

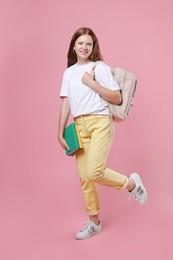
1;0;173;259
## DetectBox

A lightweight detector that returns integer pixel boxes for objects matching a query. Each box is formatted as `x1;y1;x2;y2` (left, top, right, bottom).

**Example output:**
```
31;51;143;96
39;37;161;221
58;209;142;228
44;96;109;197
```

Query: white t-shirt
60;61;120;118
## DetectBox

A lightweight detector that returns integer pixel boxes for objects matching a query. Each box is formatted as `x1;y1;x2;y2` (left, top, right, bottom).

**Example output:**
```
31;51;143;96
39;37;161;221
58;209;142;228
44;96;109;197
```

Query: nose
82;43;87;49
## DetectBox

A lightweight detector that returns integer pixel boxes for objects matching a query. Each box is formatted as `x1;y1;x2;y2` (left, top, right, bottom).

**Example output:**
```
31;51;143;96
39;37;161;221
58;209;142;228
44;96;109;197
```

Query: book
63;123;83;156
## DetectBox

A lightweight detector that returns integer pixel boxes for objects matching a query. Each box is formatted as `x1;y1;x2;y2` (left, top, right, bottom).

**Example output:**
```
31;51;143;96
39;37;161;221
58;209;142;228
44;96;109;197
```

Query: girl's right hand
58;136;70;151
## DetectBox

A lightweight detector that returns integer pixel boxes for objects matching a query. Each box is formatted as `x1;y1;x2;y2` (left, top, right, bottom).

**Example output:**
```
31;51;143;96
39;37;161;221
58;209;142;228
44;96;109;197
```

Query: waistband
74;114;114;136
74;114;110;120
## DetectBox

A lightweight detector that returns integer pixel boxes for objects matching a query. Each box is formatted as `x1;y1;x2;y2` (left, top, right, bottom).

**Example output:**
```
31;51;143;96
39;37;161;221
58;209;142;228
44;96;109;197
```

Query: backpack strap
90;61;102;71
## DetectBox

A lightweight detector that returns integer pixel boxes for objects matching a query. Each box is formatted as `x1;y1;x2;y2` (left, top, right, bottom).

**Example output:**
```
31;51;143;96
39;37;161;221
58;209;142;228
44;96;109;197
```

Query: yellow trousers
74;115;128;216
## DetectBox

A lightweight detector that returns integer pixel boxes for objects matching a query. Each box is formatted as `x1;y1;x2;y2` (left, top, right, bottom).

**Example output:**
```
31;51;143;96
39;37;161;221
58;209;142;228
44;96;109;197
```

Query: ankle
89;216;100;225
127;179;136;192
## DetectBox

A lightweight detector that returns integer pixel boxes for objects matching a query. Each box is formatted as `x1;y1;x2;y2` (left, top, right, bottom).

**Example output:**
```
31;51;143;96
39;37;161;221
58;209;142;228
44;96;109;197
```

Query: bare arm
81;70;122;105
58;97;71;150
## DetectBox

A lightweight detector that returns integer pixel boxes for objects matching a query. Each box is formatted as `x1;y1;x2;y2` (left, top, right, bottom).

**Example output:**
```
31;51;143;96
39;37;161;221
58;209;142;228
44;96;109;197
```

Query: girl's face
74;34;93;64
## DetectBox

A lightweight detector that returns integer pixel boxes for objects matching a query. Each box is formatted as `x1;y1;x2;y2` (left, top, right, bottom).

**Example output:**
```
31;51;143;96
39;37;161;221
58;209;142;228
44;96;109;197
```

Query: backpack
92;62;137;122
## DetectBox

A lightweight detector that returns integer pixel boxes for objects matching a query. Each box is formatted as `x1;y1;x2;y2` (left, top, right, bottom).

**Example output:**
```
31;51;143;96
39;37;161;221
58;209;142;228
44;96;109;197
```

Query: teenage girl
58;27;147;240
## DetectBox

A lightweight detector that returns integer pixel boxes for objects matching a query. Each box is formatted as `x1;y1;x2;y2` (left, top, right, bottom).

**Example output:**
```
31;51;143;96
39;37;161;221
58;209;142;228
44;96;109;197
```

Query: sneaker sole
75;229;102;240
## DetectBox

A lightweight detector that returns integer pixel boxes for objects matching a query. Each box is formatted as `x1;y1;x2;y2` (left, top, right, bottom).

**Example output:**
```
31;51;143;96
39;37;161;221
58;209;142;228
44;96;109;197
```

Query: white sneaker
75;220;102;240
129;173;147;205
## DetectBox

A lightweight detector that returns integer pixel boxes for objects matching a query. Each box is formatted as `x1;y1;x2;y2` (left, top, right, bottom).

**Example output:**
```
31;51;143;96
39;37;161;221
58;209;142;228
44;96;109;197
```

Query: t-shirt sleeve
94;62;120;91
59;70;68;97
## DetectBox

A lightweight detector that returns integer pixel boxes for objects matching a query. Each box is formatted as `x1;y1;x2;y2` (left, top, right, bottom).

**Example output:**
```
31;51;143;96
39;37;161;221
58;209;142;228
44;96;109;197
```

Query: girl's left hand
81;70;95;87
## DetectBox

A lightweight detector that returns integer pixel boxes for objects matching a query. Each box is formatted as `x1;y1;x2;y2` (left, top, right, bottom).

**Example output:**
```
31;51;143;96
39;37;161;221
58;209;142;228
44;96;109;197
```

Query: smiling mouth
80;51;88;54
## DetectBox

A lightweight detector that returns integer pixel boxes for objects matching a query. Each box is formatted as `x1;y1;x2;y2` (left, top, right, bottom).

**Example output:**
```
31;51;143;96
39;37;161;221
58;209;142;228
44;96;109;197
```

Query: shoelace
79;221;96;235
80;221;91;231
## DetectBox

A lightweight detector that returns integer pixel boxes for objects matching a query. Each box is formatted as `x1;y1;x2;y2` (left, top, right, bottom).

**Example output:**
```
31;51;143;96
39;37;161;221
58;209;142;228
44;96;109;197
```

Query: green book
63;123;83;156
